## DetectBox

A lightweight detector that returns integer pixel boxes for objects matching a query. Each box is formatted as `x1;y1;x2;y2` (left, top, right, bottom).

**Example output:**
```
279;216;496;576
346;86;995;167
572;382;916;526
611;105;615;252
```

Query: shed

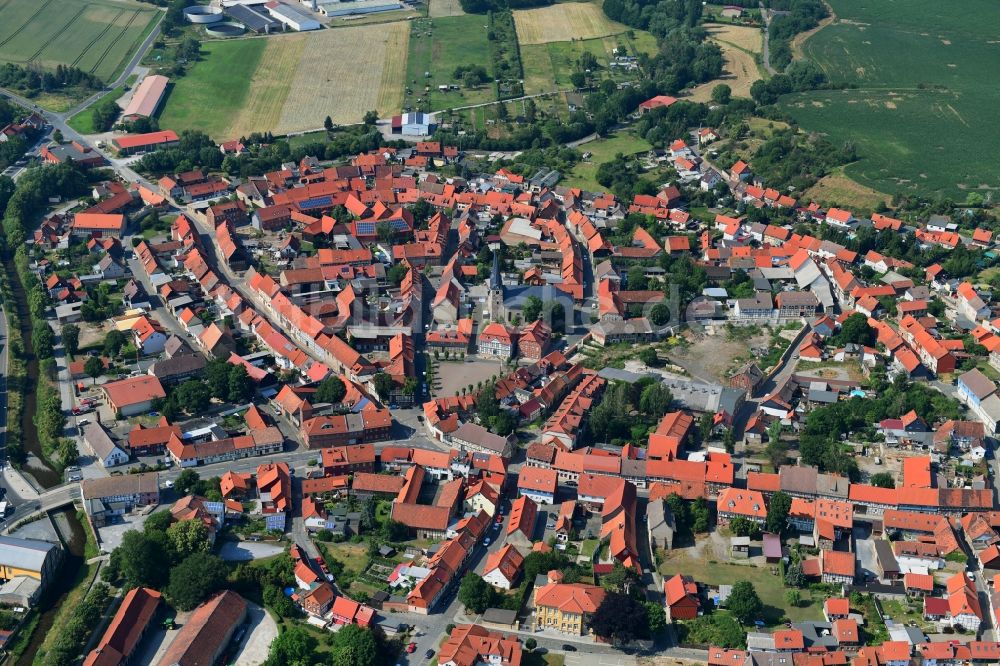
763;533;782;563
730;536;751;558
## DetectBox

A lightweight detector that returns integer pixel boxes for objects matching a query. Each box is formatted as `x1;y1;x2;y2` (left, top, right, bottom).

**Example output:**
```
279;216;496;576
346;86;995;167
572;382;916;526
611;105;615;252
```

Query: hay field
514;2;628;45
705;24;762;54
429;0;466;17
228;34;308;139
275;22;409;132
803;167;890;213
0;0;159;81
684;40;759;102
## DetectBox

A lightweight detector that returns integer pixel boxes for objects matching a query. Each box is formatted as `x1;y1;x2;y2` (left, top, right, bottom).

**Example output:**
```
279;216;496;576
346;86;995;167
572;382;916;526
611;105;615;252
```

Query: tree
371;372;394;402
332;624;378;666
600;562;640;595
264;626;318;666
165;552;227;610
766;491;792;534
665;493;691;534
729;517;761;539
784;559;805;588
324;116;334;131
727;580;762;624
591;592;649;643
691;497;710;533
84;355;104;383
227;364;254;403
522;295;543;322
173;469;202;497
831;313;876;347
711;83;732;105
699;413;714;441
639;347;660;367
639;382;673;418
650;302;671;326
645;600;666;634
61;324;80;356
263;585;298;619
723;427;736;454
113;530;169;589
626;264;648;290
103;329;126;357
175;380;212;414
314;376;346;404
363;110;378;126
167;519;211;559
524;637;537;651
458;573;497;613
785;589;801;607
870;472;895;488
144;510;173;534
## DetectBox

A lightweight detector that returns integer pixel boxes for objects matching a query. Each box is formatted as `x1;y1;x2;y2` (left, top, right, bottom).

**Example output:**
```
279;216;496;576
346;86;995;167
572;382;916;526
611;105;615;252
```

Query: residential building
533;578;606;635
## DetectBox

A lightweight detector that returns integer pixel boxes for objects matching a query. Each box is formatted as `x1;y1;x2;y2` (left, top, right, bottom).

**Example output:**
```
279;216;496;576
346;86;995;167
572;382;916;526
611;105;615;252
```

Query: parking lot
95;510;151;553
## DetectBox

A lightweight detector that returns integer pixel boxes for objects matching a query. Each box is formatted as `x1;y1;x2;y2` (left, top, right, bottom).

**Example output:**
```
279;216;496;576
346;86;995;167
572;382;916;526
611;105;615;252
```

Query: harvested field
684;38;759;101
429;0;465;17
228;34;308;139
803;167;891;212
276;22;409;132
513;2;628;45
705;23;763;53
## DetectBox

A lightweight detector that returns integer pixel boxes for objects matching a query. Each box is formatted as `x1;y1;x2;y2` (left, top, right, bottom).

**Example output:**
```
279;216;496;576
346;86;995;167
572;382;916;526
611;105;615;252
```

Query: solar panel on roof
356;222;375;235
300;196;333;209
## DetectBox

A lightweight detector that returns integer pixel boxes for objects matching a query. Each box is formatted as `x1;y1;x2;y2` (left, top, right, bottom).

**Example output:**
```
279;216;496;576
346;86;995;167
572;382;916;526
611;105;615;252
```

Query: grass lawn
318;540;369;575
580;539;599;558
157;39;267;139
780;0;1000;199
659;547;823;625
404;15;496;111
520;32;656;95
66;78;135;134
879;598;934;632
561;130;651;191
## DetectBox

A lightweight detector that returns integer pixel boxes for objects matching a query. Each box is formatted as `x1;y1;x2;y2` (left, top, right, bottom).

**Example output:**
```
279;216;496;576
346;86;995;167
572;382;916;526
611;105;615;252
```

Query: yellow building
533;578;606;636
0;535;60;583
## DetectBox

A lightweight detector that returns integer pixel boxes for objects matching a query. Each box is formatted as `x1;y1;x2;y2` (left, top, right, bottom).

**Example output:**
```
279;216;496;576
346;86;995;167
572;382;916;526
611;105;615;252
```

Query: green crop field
0;0;159;82
404;15;496;112
779;0;1000;199
157;39;267;139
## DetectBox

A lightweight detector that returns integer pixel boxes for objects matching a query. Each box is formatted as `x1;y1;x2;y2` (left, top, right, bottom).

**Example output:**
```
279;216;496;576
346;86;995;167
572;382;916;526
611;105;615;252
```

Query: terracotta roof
155;590;246;666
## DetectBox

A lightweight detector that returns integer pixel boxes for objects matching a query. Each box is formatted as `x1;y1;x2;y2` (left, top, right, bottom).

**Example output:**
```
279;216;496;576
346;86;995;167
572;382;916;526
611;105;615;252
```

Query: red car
406;643;417;653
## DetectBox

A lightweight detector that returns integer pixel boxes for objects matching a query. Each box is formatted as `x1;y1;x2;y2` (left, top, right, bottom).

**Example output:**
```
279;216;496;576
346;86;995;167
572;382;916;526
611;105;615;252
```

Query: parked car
425;650;435;659
406;643;416;653
562;645;577;652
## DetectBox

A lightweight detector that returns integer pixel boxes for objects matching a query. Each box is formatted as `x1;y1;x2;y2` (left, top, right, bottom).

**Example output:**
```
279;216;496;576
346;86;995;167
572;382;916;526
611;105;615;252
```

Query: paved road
759;2;778;76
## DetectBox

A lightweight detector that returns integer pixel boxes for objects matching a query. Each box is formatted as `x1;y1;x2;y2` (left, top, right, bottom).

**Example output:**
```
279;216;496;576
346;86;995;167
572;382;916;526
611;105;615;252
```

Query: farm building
110;130;180;156
225;3;281;32
310;0;402;16
391;112;436;136
121;75;169;122
265;1;321;30
638;95;678;114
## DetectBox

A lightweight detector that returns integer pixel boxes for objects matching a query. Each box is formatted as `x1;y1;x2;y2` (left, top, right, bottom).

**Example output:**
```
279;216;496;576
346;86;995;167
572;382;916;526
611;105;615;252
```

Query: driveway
229;602;278;666
219;540;285;561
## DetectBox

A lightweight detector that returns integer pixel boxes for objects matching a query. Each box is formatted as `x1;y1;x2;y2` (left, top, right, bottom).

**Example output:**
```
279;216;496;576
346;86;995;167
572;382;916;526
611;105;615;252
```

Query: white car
164;480;174;488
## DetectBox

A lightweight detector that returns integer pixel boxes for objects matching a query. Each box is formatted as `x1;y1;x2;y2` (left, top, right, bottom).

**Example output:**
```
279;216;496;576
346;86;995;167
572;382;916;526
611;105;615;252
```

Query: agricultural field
158;24;409;139
520;31;657;95
779;0;1000;198
274;23;409;132
684;24;763;102
404;15;495;111
803;166;890;213
513;1;628;45
157;38;267;140
0;0;159;82
429;0;465;17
